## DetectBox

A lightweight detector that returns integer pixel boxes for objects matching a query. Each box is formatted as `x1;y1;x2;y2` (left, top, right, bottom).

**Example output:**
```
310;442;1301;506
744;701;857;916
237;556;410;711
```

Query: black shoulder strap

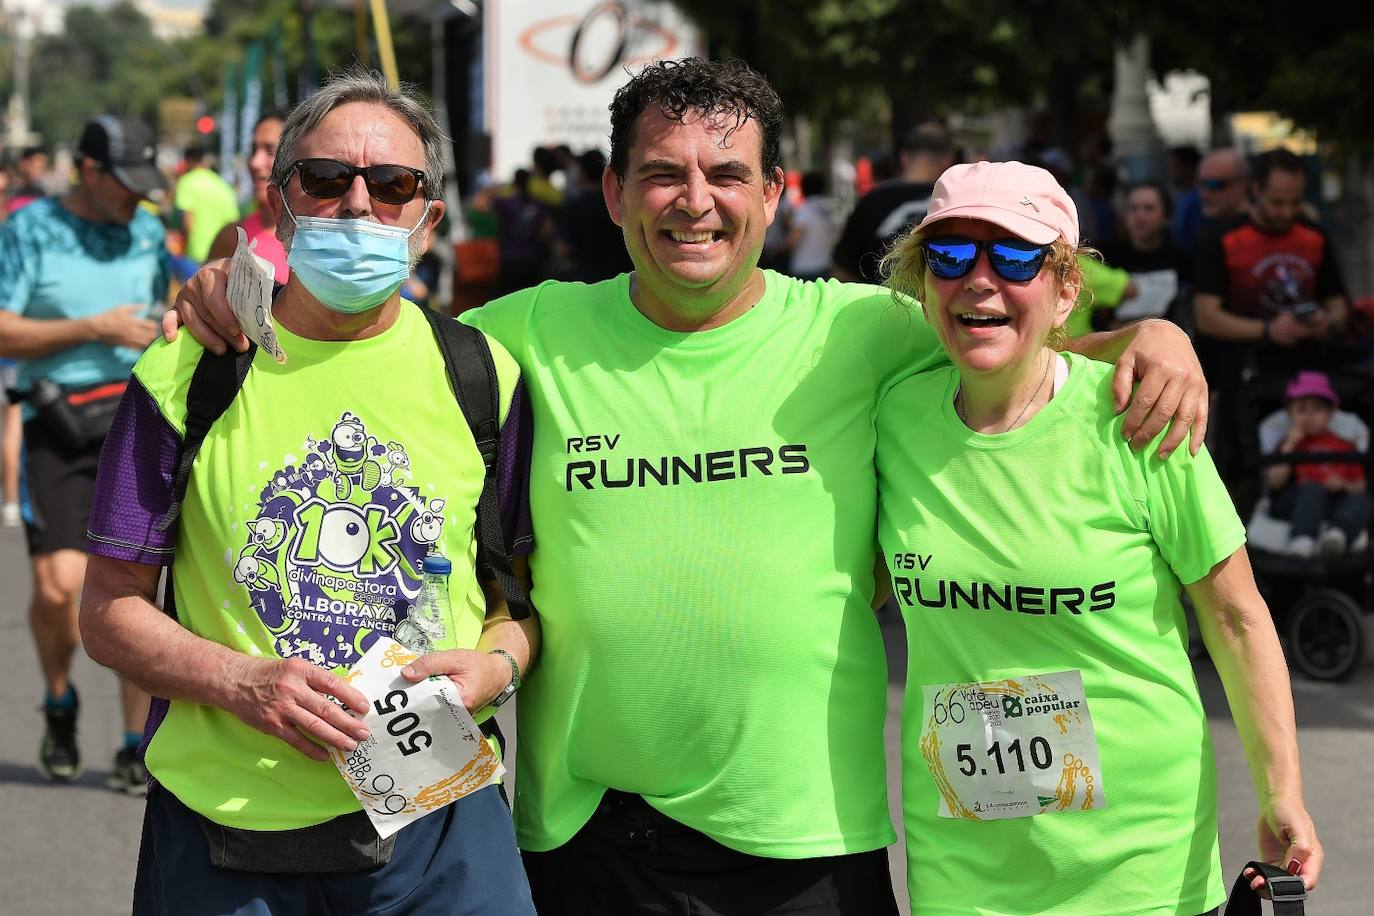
155;344;258;535
1226;861;1307;916
418;303;531;620
155;344;256;621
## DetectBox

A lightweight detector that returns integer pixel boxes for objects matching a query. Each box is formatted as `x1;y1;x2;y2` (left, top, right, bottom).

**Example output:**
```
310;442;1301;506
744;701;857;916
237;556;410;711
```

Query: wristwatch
487;649;522;708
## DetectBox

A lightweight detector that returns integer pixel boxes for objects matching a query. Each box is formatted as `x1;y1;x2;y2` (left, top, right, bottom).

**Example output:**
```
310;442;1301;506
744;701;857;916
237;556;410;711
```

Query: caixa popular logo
518;1;684;84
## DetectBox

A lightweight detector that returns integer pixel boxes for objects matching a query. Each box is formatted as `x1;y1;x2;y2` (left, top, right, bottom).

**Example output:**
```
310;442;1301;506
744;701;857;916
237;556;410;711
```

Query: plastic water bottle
393;554;452;653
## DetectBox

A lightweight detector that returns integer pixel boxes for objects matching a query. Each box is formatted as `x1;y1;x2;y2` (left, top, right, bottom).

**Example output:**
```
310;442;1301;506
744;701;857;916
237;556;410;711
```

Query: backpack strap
155;344;258;535
1225;861;1307;916
417;303;531;620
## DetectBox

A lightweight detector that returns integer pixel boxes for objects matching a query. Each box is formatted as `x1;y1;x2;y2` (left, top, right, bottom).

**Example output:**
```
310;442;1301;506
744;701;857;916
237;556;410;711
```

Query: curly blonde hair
881;225;1097;351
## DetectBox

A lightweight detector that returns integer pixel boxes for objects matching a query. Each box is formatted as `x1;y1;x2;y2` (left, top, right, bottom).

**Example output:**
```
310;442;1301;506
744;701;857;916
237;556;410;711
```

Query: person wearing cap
1265;370;1370;557
878;160;1322;914
0;114;167;792
165;60;1210;914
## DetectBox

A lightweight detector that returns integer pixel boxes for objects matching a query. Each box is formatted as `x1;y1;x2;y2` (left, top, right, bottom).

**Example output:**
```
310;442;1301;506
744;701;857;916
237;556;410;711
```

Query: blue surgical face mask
283;198;430;314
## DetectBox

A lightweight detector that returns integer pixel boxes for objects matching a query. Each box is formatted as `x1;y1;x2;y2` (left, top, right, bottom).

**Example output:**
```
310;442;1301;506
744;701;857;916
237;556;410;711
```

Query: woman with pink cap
875;160;1321;915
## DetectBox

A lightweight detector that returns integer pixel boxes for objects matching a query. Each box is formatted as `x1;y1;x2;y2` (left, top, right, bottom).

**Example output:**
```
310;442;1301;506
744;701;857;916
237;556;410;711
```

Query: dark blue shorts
132;783;535;915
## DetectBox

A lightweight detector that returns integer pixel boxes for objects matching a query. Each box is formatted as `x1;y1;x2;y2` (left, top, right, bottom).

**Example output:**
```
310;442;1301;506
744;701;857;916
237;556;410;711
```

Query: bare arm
0;306;158;360
206;222;241;263
1265;430;1300;491
400;557;541;711
1193;292;1263;342
1064;318;1208;459
1185;548;1323;892
80;555;371;761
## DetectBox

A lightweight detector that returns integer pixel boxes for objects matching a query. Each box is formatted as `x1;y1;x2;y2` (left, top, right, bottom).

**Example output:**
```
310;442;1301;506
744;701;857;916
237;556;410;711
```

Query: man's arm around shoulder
1064;317;1207;459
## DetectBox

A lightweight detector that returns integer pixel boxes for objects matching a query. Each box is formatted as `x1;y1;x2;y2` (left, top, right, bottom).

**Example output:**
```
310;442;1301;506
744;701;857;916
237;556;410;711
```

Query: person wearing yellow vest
165;60;1213;916
878;160;1322;914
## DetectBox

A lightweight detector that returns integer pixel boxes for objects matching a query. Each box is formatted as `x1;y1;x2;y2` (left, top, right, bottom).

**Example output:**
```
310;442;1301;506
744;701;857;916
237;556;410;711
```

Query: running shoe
109;746;149;796
38;692;81;782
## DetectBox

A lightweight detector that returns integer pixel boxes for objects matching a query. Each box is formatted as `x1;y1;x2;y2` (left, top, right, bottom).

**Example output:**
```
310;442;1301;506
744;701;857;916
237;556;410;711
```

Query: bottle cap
422;554;452;575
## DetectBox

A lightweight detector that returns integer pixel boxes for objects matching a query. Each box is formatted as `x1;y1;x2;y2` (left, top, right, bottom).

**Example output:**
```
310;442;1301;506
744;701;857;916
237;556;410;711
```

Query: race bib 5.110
918;669;1106;820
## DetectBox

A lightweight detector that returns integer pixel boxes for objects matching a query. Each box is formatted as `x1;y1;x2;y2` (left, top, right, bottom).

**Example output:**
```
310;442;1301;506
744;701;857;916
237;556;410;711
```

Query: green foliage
16;0;438;148
23;2;171;145
673;0;1374;153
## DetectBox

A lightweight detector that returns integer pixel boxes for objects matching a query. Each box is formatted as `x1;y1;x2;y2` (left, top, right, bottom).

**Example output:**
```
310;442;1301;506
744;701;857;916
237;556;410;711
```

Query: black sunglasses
1199;177;1239;192
921;236;1052;283
287;158;426;205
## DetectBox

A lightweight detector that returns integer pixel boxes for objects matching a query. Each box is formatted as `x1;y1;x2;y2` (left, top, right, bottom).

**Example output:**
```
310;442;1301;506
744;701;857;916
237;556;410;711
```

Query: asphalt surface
0;520;1369;914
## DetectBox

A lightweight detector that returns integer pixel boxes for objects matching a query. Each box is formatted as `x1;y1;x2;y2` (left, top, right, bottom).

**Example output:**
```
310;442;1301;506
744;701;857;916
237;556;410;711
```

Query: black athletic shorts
521;790;899;916
21;419;104;555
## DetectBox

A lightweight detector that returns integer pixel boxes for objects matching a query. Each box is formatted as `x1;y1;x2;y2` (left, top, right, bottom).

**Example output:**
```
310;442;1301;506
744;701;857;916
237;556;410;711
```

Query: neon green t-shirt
462;271;946;856
175;167;241;262
1067;256;1132;338
133;303;520;830
875;352;1243;915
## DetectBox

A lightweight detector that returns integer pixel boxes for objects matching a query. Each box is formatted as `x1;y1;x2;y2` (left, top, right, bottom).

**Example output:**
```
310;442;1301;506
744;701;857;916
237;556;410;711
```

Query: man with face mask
78;71;538;913
0;115;164;794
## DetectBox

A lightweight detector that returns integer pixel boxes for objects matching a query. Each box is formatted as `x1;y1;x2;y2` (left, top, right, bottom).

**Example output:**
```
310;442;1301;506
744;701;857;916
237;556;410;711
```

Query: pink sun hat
915;160;1080;247
1285;370;1339;407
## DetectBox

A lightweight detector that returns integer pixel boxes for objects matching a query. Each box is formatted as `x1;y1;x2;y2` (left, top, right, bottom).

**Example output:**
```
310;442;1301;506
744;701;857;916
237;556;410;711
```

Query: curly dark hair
608;58;783;185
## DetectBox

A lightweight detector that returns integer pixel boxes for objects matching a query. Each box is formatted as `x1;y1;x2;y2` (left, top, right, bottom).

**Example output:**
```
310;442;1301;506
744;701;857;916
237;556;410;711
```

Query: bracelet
485;649;521;709
488;648;521;690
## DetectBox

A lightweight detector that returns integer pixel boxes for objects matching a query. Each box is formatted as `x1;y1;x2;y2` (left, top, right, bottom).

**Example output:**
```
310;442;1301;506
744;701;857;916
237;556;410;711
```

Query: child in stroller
1243;368;1372;680
1264;370;1371;557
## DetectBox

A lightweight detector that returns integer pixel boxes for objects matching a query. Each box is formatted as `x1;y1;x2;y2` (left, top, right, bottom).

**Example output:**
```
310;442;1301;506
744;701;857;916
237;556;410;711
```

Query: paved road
0;521;1369;914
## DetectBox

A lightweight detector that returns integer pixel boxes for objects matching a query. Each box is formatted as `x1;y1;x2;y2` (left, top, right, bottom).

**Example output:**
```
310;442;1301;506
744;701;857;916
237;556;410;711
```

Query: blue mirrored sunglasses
920;236;1052;283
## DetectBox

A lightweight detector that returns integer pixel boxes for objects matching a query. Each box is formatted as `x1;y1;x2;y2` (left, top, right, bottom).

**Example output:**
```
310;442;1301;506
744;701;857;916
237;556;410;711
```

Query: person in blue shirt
0;115;167;791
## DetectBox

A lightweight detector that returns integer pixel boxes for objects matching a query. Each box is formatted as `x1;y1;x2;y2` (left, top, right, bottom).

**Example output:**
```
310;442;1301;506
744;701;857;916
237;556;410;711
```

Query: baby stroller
1234;370;1374;681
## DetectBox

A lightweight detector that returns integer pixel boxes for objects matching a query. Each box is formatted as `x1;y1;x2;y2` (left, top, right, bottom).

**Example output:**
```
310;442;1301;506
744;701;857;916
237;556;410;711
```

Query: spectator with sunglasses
166;60;1211;915
1194;148;1349;482
1173;148;1249;255
877;160;1321;915
79;71;537;913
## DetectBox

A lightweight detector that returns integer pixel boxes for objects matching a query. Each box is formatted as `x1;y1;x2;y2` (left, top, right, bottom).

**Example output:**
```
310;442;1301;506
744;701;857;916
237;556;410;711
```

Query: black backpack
152;302;529;621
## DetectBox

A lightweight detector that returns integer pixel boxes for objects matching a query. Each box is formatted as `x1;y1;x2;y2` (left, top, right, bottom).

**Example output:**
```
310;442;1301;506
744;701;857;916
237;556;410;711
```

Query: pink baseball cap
916;160;1079;246
1286;370;1339;406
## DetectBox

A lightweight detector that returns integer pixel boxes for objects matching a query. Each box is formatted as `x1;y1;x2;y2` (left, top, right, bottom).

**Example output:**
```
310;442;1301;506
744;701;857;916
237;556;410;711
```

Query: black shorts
21;419;103;555
521;790;899;916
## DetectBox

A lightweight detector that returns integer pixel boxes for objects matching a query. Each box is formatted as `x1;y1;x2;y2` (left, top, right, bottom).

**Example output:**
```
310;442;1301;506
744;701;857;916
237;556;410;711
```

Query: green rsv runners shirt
463;271;944;856
876;352;1243;915
123;304;520;830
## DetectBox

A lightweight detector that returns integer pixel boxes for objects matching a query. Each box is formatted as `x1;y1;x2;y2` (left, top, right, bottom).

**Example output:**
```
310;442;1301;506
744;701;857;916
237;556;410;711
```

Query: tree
24;2;177;145
12;0;443;149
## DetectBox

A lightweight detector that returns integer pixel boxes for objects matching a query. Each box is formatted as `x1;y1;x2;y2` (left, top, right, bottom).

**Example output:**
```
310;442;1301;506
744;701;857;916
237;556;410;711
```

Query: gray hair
270;67;446;201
